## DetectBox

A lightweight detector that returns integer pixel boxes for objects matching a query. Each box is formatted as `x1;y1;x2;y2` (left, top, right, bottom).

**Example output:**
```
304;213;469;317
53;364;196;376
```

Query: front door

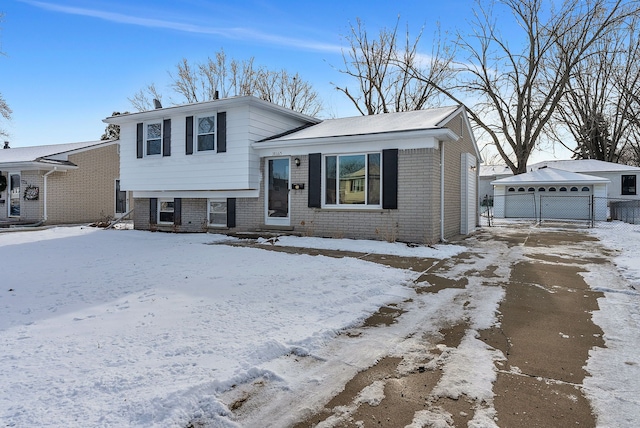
265;158;290;226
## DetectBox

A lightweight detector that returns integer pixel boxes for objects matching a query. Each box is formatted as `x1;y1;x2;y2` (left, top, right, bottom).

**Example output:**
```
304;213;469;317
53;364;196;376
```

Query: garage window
582;187;590;192
538;187;546;192
570;187;578;192
508;187;515;192
622;175;636;195
549;187;557;192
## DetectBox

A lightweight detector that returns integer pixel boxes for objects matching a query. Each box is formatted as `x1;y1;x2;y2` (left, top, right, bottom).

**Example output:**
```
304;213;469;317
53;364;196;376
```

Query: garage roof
491;167;610;186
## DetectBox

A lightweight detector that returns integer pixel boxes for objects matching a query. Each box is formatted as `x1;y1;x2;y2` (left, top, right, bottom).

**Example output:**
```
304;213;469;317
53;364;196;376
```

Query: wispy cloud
20;0;343;53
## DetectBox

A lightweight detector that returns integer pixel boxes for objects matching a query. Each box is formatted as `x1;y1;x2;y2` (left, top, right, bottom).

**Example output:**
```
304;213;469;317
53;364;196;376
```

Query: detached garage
492;168;610;221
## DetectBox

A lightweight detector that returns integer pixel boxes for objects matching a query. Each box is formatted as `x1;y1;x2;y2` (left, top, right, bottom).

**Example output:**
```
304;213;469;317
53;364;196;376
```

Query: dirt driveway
227;227;612;427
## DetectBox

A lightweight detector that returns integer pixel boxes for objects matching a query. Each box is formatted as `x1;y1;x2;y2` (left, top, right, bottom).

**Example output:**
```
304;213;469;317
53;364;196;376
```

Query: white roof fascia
104;96;319;125
491;170;610;186
254;129;458;156
0;161;79;171
529;159;640;173
133;189;260;199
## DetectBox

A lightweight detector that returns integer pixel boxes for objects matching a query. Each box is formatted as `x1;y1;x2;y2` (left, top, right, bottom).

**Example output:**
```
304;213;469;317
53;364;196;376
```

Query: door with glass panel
265;158;290;226
9;174;20;217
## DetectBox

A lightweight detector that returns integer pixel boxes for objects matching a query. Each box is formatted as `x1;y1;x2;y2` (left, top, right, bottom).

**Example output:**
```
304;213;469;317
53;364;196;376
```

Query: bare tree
0;12;11;138
335;18;454;115
407;0;637;174
551;14;640;163
256;69;322;116
130;49;322;116
129;83;163;112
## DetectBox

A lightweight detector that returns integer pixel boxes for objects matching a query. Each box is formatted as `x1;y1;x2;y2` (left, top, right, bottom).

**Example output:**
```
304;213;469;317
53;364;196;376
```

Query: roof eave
0;161;79;171
104;96;320;125
254;128;459;152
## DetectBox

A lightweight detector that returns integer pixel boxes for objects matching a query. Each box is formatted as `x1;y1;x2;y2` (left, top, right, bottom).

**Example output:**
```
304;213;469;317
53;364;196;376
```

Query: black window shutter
227;198;236;228
185;116;194;155
136;123;143;158
162;119;171;157
173;198;182;226
308;153;322;208
150;198;158;224
382;149;398;209
217;112;227;153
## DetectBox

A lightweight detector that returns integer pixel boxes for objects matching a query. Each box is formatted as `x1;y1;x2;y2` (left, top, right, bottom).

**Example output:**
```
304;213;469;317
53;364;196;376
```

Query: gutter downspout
440;141;446;242
43;168;58;222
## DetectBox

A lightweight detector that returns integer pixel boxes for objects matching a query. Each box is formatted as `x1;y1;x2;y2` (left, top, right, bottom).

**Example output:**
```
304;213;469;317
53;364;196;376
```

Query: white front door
265;158;290;226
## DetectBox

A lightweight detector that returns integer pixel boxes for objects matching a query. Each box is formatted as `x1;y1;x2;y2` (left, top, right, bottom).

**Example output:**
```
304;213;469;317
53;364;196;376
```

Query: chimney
153;99;163;109
3;141;9;149
214;90;219;100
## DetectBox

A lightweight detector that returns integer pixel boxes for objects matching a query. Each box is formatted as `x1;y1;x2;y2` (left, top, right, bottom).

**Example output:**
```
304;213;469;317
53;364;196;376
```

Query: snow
1;224;639;427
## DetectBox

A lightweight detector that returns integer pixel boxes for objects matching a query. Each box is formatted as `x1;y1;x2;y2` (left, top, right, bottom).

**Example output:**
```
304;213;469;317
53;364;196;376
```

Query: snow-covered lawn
0;223;638;427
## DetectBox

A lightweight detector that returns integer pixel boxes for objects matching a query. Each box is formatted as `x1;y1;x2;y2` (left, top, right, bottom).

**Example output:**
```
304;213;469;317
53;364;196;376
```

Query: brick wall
46;144;120;224
18;171;44;222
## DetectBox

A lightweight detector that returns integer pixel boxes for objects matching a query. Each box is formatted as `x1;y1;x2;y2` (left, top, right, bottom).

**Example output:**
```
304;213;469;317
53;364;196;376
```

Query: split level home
103;96;480;243
0;140;125;225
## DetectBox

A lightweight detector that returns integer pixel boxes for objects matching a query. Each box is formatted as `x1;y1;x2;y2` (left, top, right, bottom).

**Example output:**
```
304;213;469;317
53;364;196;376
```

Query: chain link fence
480;194;640;228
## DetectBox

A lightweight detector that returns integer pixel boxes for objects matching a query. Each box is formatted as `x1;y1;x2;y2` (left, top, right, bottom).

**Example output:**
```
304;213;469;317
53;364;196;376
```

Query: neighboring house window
158;199;174;223
208;199;227;226
146;122;162;155
622;175;637;195
324;153;381;206
197;115;216;152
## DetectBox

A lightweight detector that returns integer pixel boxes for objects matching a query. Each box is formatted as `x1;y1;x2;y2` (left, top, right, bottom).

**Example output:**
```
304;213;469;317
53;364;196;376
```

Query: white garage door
504;193;537;218
539;194;591;220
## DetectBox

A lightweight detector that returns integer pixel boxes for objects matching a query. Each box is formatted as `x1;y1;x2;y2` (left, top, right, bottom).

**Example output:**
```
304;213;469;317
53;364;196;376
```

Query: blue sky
1;0;479;148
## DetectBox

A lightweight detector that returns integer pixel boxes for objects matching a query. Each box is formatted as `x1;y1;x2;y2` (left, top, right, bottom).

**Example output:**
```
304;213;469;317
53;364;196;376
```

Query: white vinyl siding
120;104;311;193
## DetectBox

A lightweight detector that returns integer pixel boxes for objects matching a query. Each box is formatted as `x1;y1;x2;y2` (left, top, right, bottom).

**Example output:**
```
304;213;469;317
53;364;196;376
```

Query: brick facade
0;144;121;224
130;110;478;243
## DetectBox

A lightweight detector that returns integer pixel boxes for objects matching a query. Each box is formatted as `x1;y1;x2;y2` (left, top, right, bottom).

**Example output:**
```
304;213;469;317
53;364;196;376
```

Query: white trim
133;190;259;199
254;130;454;157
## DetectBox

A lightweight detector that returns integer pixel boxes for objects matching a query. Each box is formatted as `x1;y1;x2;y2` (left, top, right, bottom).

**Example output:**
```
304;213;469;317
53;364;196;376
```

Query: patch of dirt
362;304;407;327
414;273;468;293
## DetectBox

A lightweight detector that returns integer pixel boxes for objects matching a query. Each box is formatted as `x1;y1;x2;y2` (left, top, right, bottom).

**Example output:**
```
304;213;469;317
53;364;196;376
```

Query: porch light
294;157;301;167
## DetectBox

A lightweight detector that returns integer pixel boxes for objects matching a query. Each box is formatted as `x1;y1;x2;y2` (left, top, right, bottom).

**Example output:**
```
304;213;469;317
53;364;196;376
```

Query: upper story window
137;119;171;158
197;115;216;152
325;153;381;207
622;175;637;195
146;122;162;156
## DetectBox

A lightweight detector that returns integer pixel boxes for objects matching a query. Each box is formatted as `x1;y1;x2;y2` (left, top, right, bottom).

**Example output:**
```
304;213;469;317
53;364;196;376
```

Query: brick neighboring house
0;140;125;225
104;96;480;243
